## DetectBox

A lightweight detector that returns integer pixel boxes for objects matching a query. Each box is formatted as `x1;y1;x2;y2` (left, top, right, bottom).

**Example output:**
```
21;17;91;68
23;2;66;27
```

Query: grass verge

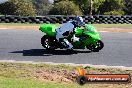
0;23;132;32
0;62;131;88
0;23;132;29
0;23;41;26
1;77;84;88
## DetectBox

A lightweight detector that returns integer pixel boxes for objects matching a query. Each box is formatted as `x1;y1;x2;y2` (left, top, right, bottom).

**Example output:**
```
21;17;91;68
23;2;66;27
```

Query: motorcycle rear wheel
41;35;57;50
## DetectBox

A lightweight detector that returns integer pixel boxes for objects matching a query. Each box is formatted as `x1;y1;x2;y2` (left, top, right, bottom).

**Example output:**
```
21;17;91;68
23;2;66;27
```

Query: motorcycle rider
56;16;85;50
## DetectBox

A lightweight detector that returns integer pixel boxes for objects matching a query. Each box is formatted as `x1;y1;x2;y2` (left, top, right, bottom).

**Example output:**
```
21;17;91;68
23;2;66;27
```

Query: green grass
0;23;42;26
0;23;61;27
0;77;79;88
0;77;130;88
0;77;45;88
0;23;132;29
0;62;131;88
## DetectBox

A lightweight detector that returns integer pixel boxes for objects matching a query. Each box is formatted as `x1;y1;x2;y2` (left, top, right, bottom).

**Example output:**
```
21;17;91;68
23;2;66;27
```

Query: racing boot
62;39;73;50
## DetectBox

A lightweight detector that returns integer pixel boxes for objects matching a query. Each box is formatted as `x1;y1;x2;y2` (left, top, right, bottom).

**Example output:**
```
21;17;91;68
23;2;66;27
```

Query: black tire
86;44;99;52
77;76;87;85
96;40;104;50
87;40;104;52
41;35;57;50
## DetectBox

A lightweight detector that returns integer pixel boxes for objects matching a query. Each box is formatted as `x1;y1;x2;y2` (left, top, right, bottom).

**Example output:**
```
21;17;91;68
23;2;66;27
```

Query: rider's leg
63;39;73;49
56;32;73;49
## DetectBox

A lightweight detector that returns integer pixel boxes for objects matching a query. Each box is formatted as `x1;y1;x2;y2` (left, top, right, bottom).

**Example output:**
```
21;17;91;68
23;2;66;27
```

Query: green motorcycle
39;24;104;52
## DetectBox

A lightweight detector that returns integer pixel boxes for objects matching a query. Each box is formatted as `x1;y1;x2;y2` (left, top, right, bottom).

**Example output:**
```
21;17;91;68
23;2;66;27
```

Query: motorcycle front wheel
96;40;104;50
86;40;104;52
86;44;99;52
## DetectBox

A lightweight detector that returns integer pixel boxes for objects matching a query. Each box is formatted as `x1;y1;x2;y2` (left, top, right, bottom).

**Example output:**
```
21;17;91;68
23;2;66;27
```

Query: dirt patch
33;67;132;86
32;68;132;88
0;25;132;32
34;69;77;83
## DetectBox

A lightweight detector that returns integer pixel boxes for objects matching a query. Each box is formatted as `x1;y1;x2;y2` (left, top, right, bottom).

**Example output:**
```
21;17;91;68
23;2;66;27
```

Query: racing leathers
56;21;78;50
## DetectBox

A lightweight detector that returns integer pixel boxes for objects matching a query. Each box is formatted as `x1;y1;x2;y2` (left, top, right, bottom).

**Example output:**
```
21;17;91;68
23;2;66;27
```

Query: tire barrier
0;15;132;24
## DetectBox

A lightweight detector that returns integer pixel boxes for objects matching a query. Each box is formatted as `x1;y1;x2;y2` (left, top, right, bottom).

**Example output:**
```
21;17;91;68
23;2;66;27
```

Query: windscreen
85;24;97;32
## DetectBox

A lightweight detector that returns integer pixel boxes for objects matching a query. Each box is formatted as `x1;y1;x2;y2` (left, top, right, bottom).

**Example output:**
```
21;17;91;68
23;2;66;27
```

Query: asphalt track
0;29;132;67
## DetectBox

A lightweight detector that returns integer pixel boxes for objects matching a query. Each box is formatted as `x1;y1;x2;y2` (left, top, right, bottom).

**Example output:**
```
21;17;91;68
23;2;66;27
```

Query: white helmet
75;16;84;26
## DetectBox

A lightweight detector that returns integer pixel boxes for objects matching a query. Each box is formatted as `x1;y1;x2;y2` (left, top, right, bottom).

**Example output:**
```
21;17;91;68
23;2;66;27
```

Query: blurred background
0;0;131;16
